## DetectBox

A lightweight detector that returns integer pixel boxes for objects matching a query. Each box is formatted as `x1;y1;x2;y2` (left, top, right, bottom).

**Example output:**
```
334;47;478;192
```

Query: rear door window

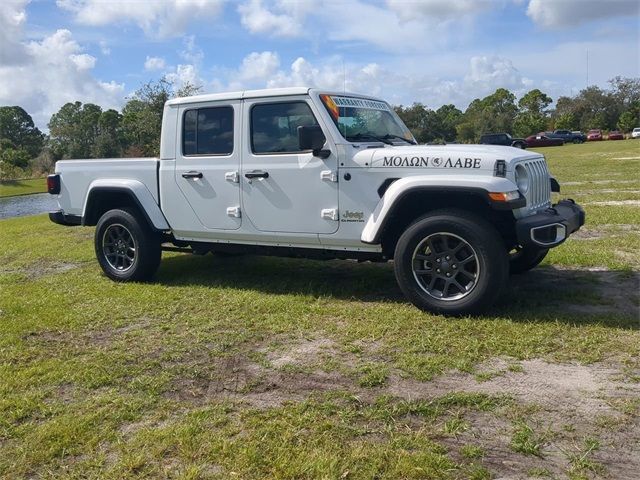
183;106;234;156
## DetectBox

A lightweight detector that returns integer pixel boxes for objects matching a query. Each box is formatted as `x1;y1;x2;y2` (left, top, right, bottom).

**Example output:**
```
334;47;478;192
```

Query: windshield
320;94;415;144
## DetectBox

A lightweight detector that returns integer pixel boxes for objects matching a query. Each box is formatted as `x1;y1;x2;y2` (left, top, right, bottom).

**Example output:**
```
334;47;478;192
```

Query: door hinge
226;206;241;218
321;208;339;221
320;170;338;182
225;171;239;183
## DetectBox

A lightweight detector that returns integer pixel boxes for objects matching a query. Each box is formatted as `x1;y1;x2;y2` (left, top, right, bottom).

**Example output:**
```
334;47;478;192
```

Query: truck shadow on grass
157;254;639;328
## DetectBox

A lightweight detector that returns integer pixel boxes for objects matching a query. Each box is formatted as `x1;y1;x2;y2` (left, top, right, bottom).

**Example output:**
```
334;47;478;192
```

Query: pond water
0;193;58;220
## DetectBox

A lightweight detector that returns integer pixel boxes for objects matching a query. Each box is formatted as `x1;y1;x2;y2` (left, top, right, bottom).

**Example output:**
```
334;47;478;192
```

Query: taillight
47;174;60;195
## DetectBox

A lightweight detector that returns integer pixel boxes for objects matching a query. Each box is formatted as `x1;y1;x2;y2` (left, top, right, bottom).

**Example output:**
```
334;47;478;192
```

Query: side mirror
298;125;330;158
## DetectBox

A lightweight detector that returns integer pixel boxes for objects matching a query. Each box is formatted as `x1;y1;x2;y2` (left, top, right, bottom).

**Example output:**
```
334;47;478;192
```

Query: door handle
244;170;269;179
182;171;203;179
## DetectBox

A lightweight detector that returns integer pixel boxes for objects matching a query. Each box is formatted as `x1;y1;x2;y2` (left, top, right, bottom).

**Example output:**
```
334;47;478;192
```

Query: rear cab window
183;106;234;156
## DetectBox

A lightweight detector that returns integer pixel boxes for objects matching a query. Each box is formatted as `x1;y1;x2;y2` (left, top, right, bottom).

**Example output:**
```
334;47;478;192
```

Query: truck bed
54;158;159;217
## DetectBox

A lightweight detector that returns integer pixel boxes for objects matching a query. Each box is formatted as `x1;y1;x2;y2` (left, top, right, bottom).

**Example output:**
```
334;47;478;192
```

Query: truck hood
352;144;542;171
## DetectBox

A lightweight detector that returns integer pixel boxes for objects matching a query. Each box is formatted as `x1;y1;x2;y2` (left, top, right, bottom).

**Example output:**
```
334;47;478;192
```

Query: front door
175;101;241;230
241;98;339;234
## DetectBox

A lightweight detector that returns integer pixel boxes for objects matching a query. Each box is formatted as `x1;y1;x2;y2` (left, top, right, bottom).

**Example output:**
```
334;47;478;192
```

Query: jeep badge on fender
48;87;585;315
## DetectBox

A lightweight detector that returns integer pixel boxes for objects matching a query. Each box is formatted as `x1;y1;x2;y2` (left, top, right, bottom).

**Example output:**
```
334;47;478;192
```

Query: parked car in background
572;131;587;142
479;133;527;149
607;130;624;140
525;134;564;147
548;130;586;143
587;129;603;141
632;127;640;139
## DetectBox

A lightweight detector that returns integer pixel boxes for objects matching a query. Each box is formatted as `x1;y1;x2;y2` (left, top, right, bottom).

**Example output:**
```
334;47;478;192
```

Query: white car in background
632;127;640;139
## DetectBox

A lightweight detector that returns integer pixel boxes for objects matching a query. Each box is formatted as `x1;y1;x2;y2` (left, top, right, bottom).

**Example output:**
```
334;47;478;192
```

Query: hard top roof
165;87;384;106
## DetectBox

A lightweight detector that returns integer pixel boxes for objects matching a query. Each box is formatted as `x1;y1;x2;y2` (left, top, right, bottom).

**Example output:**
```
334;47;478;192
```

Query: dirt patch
572;228;607;240
584;189;640;194
587;200;640;206
563;180;638;186
166;350;355;409
389;359;638;416
397;359;640;479
161;335;640;477
0;260;84;280
506;266;640;317
265;337;336;369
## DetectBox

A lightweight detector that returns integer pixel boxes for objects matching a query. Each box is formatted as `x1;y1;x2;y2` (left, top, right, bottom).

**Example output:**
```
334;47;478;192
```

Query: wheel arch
361;181;518;257
82;181;170;231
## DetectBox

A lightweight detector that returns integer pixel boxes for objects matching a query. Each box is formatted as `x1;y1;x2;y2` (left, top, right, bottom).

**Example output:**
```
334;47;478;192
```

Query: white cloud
0;17;124;129
99;40;111;56
465;55;532;92
387;0;491;21
70;53;96;70
527;0;639;28
180;35;204;64
165;64;202;90
144;56;166;71
321;0;474;53
209;51;538;112
240;51;281;81
237;0;305;37
56;0;225;38
1;0;29;64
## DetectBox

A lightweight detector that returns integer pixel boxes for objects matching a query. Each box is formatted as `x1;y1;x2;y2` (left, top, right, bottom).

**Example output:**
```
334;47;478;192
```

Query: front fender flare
360;175;519;244
83;179;170;231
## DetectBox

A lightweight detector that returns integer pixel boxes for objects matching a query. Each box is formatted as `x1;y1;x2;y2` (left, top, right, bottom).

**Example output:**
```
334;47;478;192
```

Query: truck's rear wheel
509;246;548;274
95;208;161;282
393;210;508;315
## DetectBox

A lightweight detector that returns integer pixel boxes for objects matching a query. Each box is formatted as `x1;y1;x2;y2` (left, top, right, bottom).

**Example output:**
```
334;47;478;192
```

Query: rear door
174;101;242;230
240;97;338;234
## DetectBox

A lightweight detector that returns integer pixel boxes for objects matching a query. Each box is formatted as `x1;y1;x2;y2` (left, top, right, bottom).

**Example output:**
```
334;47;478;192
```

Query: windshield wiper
383;134;417;145
346;132;393;145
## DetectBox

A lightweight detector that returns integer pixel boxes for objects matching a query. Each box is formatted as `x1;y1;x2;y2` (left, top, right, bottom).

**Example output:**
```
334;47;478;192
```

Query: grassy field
0;140;638;479
0;178;47;197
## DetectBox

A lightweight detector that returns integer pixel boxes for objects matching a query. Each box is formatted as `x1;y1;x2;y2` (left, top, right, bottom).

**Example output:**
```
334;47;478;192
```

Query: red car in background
587;129;603;141
525;134;564;147
608;130;624;140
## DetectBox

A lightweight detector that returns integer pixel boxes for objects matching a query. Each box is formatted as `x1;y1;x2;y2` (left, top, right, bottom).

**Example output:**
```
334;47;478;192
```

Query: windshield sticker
332;96;390;111
378;156;482;169
321;94;390;113
320;94;339;121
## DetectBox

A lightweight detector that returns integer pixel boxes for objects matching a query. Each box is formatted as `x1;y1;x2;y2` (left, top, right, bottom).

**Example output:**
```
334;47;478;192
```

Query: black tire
393;210;509;316
573;138;581;144
509;246;548;274
95;208;161;282
513;142;526;149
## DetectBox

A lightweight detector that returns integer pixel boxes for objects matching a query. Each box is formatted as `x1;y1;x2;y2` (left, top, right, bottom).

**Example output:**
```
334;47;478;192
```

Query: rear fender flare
83;179;170;231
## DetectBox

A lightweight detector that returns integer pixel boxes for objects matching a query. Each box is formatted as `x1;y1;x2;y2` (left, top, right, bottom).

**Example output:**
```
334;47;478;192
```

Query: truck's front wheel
95;208;161;282
393;210;508;315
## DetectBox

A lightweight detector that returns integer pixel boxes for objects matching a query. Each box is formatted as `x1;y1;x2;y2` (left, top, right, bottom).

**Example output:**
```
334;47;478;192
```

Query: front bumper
49;210;82;226
515;199;585;249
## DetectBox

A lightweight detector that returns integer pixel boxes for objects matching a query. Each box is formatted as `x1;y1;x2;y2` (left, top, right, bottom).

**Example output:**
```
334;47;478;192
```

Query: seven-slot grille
521;158;551;212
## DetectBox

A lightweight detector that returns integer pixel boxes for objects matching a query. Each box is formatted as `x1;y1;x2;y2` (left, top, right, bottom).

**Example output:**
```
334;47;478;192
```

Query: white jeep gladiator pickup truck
48;87;585;315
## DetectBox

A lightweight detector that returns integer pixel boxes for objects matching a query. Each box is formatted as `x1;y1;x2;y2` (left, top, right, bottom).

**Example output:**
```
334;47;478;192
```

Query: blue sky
1;0;638;129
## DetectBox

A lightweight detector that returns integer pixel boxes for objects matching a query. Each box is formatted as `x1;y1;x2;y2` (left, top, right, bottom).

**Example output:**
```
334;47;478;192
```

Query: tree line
395;76;639;144
0;76;638;180
0;78;201;179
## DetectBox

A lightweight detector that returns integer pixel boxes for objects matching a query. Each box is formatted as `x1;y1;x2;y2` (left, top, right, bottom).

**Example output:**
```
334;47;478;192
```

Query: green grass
0;140;639;478
0;177;47;197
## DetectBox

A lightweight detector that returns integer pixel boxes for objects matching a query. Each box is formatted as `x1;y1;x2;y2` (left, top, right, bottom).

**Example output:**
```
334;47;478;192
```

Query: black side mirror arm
313;148;331;159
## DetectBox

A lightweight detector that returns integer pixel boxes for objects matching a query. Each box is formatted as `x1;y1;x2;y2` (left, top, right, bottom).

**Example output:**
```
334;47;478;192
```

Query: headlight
515;164;529;193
